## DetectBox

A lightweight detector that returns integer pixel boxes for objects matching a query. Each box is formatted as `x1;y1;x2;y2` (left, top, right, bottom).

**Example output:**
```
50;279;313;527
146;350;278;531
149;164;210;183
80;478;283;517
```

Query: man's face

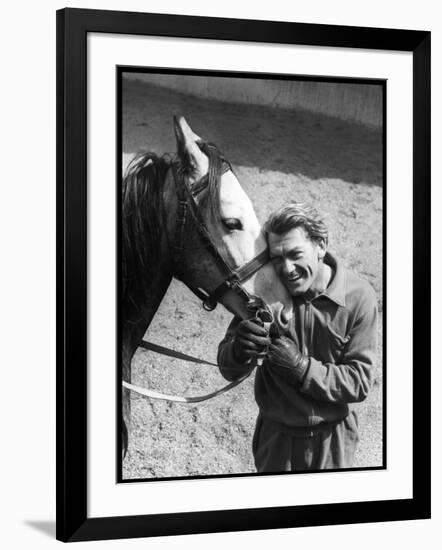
268;227;326;297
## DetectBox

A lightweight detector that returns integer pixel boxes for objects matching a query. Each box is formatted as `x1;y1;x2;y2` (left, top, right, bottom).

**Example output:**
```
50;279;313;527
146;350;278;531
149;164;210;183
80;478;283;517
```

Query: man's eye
222;218;243;231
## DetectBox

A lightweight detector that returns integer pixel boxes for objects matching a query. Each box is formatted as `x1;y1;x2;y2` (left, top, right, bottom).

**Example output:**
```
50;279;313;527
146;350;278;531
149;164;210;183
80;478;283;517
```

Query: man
217;202;378;472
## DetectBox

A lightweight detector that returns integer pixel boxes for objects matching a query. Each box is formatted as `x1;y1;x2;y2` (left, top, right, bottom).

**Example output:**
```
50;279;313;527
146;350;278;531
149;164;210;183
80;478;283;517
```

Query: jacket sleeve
217;316;254;381
299;287;378;404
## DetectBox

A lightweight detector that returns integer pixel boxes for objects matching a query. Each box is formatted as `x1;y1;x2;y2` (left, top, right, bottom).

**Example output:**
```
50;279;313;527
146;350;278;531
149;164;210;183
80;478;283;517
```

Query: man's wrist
292;353;310;382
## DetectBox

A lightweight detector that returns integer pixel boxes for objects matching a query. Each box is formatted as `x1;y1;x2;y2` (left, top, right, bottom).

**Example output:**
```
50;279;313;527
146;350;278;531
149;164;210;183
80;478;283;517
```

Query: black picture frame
56;7;431;542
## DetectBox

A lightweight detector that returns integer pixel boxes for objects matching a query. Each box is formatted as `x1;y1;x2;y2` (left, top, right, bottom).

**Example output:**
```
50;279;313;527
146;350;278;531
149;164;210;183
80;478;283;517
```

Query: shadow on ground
24;520;56;538
122;78;383;187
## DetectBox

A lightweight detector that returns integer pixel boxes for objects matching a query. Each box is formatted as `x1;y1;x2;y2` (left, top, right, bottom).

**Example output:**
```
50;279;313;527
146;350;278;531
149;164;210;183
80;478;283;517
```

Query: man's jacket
217;252;378;428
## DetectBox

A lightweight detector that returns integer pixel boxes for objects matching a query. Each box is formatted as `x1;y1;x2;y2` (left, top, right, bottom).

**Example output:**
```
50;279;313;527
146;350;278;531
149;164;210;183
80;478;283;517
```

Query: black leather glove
233;319;271;363
267;336;310;383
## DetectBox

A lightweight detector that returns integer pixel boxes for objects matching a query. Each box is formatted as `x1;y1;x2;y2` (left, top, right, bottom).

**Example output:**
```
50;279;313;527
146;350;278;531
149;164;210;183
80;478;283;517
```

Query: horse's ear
173;116;208;176
173;115;201;146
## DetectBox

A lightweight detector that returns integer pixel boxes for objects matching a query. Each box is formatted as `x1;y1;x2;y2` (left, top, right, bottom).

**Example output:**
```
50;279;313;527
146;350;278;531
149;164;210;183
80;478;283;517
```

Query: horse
121;116;293;457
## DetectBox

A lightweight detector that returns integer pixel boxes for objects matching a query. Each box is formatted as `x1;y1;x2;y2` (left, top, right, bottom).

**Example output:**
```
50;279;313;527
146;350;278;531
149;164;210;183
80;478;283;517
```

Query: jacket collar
320;251;346;307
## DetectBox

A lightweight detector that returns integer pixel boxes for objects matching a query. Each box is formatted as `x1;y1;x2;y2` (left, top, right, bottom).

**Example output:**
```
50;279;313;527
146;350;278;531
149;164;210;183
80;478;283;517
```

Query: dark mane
122;152;171;318
121;143;229;321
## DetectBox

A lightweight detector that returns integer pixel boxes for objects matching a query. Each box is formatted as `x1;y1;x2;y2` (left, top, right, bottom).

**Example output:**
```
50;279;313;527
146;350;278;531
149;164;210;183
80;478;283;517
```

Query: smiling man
217;202;378;472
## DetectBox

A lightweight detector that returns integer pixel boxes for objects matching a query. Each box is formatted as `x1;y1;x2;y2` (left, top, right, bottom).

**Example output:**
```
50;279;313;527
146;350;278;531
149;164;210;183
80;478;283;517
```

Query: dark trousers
252;411;359;472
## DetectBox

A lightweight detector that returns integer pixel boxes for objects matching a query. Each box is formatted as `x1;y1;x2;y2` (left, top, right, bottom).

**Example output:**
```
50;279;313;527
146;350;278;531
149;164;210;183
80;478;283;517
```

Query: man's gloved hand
267;336;310;383
233;319;271;363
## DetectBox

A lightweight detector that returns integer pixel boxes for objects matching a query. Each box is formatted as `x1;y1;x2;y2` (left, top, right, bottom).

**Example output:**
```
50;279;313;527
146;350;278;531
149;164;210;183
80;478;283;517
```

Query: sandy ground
122;77;384;479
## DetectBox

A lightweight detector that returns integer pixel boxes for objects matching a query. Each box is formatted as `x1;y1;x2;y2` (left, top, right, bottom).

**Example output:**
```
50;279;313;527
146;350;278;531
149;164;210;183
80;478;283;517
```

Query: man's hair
264;202;328;245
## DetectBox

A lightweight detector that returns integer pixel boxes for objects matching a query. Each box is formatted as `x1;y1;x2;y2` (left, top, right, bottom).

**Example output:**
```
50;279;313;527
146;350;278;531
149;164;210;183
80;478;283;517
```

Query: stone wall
123;73;383;128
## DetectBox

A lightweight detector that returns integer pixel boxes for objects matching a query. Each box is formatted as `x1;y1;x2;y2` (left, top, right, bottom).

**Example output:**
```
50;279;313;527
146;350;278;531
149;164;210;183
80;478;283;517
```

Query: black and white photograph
2;0;438;546
119;70;385;481
51;6;431;543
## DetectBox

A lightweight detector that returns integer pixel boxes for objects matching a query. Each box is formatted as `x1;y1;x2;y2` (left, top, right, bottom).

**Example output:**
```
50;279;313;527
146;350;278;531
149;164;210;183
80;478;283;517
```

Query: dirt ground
122;77;384;480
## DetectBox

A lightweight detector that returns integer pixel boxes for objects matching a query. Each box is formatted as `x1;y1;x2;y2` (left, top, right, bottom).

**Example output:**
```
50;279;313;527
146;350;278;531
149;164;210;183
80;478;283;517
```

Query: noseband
171;145;273;323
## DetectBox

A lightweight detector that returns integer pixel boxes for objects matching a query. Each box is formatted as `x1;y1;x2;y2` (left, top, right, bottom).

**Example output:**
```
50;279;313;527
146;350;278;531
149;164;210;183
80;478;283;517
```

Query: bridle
123;144;275;403
171;143;273;322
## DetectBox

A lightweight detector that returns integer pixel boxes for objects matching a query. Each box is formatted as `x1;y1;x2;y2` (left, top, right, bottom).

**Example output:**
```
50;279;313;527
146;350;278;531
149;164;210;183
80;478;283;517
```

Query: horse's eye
222;218;243;231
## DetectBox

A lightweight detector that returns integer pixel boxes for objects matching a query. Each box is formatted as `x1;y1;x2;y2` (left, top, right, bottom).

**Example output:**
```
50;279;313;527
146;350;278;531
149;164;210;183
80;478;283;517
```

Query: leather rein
123;145;273;403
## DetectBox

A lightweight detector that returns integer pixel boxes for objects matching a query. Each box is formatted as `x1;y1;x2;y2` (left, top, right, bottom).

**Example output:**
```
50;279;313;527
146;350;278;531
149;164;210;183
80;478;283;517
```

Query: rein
123;144;273;403
122;340;254;403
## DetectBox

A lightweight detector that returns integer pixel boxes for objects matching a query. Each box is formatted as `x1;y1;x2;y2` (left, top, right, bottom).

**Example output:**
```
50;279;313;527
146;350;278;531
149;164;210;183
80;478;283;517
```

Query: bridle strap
172;161;232;276
122;370;252;403
235;248;271;281
208;248;270;306
138;339;218;365
123;339;255;403
171;159;271;312
191;174;209;196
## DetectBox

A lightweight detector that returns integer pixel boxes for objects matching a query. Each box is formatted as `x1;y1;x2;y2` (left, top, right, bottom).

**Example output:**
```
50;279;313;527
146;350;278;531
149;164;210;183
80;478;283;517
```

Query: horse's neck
123;267;172;357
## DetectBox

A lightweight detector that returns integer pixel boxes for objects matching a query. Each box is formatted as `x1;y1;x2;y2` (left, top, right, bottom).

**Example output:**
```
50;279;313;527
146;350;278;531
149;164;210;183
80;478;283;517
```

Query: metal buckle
177;200;187;220
226;276;239;290
256;308;274;324
202;298;217;311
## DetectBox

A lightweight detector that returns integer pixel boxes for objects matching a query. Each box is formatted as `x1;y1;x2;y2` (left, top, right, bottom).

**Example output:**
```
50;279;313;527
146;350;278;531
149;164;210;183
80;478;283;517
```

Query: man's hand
267;336;310;382
233;319;271;363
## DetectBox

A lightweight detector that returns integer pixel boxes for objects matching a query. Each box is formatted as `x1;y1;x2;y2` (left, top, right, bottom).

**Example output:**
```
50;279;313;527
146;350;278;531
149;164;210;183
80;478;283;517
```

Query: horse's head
164;116;293;328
